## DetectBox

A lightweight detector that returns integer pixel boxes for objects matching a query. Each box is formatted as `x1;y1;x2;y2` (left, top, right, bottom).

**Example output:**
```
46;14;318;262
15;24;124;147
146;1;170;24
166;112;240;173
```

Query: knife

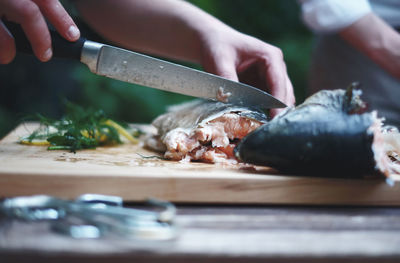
5;21;286;109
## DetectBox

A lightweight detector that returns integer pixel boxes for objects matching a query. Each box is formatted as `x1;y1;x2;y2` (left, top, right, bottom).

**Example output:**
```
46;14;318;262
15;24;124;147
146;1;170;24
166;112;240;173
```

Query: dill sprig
23;102;125;152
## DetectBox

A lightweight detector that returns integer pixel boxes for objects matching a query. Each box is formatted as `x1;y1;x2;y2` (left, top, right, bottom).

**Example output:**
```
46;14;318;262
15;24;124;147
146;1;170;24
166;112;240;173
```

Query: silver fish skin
152;100;268;140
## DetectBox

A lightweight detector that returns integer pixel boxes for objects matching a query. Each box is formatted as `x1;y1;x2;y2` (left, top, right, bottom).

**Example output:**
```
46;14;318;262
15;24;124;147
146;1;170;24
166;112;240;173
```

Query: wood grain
1;206;400;262
0;123;399;205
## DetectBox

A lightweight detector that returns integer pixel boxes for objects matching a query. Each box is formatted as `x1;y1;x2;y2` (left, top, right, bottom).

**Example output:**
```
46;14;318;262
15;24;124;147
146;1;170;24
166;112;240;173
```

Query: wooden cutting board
0;123;399;205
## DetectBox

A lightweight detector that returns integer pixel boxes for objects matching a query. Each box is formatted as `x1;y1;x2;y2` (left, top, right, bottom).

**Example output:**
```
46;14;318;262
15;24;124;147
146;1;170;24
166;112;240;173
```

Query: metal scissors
0;194;177;240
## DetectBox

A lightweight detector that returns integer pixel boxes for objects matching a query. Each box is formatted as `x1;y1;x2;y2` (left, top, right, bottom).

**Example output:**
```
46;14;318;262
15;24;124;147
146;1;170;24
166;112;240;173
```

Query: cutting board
0;123;399;205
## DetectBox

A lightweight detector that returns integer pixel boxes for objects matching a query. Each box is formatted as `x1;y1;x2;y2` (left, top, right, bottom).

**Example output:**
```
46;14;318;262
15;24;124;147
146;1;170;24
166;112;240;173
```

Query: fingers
236;41;295;118
238;48;295;100
0;20;15;64
201;43;239;82
264;48;290;102
33;0;80;41
202;38;295;119
266;57;295;106
270;76;295;117
285;75;296;106
0;0;78;63
1;0;52;61
258;45;295;117
266;59;295;117
213;59;239;81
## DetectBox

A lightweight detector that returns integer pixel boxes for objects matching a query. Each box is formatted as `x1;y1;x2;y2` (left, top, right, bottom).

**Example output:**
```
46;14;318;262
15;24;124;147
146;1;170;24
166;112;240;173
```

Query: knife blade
82;41;286;109
6;21;286;109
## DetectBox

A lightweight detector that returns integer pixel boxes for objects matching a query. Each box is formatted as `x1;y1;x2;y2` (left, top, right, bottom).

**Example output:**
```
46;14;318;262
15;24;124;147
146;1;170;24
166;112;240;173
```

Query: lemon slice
19;137;50;146
104;119;139;144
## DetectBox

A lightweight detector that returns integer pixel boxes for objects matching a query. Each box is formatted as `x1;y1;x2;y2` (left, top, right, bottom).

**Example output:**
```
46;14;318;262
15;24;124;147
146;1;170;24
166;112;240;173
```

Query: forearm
75;0;229;64
339;13;400;79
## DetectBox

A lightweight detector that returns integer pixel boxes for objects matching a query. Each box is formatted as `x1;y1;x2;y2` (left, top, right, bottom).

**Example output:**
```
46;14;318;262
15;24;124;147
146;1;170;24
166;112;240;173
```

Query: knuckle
272;47;284;59
19;2;41;22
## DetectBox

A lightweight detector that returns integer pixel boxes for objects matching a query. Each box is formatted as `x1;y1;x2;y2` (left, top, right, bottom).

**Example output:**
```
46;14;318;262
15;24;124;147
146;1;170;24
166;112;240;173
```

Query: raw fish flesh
146;100;267;163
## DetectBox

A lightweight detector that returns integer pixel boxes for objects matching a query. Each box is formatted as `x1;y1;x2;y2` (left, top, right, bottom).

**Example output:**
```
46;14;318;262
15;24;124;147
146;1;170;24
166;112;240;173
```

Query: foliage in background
0;0;313;139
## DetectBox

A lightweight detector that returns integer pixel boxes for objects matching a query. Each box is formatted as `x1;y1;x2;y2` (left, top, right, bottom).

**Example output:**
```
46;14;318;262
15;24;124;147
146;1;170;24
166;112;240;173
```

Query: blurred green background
0;0;312;139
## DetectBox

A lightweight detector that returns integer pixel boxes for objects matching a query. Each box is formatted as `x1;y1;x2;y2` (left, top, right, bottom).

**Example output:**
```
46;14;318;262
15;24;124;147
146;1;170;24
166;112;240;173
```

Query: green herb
23;102;124;153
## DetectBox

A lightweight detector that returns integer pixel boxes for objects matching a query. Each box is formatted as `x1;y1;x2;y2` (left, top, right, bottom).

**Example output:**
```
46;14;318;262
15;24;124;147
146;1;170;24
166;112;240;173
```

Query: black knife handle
3;21;86;60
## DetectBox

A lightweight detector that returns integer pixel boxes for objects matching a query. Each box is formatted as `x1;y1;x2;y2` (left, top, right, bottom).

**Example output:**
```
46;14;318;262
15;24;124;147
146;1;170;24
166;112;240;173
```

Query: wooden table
1;204;400;263
1;124;400;262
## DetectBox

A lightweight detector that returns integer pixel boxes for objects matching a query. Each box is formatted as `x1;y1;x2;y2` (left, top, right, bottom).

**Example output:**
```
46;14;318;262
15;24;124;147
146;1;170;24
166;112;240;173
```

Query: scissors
0;194;177;240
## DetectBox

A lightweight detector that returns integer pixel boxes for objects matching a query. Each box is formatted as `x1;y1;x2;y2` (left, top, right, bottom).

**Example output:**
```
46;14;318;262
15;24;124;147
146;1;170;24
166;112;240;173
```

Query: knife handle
3;21;86;61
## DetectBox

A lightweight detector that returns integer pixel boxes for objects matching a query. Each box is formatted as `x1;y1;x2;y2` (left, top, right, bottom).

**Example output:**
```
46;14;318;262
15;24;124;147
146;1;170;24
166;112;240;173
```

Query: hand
200;28;295;116
75;0;295;116
0;0;80;64
340;13;400;80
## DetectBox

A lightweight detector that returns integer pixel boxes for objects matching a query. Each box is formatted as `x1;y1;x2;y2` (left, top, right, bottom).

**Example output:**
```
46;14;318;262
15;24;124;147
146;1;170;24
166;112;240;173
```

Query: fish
234;86;400;178
145;100;268;163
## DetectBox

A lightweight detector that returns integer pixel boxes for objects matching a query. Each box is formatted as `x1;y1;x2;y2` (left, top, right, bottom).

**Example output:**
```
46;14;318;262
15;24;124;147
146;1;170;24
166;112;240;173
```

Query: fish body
235;88;400;177
147;88;399;177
